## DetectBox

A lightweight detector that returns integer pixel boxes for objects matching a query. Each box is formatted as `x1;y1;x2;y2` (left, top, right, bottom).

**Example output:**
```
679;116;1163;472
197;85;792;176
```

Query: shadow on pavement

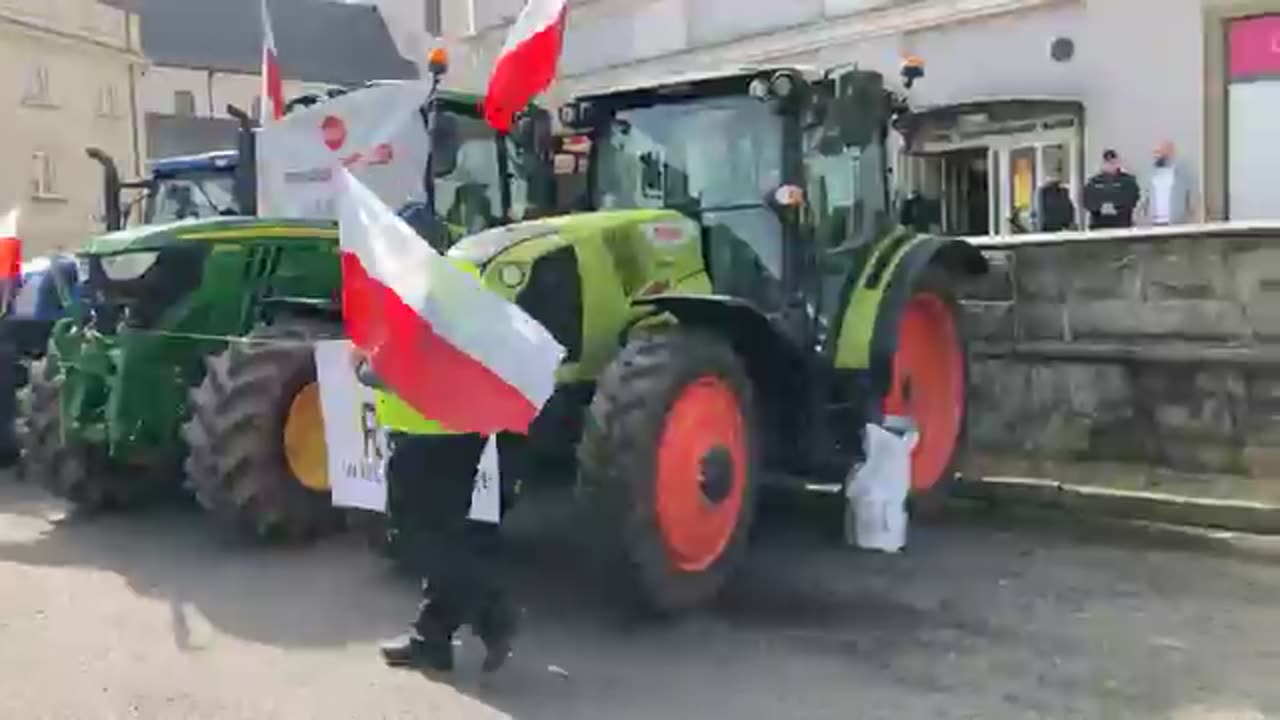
4;474;1280;720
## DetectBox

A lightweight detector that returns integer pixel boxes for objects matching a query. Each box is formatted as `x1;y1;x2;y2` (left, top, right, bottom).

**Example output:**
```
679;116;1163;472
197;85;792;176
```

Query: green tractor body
27;83;554;538
447;64;987;611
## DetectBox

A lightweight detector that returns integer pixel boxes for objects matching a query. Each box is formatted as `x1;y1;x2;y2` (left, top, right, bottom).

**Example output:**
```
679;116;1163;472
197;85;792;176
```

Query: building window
21;64;53;106
425;0;442;36
97;85;121;118
30;151;60;199
174;90;197;117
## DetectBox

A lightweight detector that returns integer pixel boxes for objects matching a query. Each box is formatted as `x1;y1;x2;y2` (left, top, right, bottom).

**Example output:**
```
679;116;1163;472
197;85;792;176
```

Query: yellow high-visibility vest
371;256;481;437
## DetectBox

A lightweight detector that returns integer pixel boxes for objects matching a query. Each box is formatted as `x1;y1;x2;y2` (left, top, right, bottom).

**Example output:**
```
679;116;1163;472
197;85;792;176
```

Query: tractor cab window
804;125;888;251
804;117;889;344
149;172;238;224
595;95;787;307
595;96;782;214
434;114;529;234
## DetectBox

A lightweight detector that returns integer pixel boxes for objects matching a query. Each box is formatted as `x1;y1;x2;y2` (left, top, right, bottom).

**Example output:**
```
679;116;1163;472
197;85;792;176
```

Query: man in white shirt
1140;140;1198;226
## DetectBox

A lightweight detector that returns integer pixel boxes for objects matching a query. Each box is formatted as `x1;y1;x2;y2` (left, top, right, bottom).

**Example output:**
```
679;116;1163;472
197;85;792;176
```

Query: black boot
477;598;518;673
379;633;453;671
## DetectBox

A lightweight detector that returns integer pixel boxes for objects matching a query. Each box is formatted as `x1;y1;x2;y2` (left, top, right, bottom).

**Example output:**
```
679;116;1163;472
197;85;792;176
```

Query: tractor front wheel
22;358;149;508
579;328;758;614
182;319;342;542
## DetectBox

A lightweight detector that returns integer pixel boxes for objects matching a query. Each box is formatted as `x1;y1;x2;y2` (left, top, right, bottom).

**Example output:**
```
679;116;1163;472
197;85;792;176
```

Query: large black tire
182;319;342;542
21;357;150;507
578;328;759;614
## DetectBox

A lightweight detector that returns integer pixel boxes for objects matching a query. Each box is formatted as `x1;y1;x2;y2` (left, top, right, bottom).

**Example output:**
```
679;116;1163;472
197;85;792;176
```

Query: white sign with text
314;339;388;512
256;81;433;221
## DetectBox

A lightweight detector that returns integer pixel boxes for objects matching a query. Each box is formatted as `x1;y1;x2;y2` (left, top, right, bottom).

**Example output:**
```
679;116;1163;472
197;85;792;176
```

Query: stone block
1067;298;1249;341
1141;237;1232;302
960;301;1014;343
1014;301;1067;341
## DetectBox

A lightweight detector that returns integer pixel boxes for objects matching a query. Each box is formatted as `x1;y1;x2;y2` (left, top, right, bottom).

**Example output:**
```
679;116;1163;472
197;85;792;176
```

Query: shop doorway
897;100;1084;236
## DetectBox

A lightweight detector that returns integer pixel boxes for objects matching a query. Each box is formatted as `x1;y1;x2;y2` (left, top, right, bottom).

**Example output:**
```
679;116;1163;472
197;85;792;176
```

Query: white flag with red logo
260;0;285;124
337;170;564;434
255;81;432;220
482;0;567;132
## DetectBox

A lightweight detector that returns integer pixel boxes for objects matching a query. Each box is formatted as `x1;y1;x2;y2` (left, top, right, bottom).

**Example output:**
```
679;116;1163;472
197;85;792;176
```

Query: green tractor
24;71;555;540
446;62;986;611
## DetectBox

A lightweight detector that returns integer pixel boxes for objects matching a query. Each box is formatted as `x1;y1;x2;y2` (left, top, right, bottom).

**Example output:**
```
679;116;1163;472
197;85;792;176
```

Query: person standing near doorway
1139;140;1198;226
1083;149;1140;230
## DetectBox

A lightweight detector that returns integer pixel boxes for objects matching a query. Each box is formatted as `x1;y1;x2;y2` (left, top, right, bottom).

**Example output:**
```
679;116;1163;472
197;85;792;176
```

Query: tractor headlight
75;255;90;284
99;251;160;281
748;78;771;100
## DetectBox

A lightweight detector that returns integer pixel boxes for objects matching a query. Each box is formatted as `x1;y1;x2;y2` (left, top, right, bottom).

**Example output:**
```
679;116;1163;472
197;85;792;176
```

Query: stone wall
961;223;1280;500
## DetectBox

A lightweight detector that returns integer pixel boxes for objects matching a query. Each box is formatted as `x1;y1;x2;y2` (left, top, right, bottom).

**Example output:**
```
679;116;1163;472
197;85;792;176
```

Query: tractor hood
448;210;688;267
81;216;339;255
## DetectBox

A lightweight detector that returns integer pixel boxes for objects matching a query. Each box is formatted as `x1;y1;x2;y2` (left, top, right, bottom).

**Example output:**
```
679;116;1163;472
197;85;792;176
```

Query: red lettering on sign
322;115;348;151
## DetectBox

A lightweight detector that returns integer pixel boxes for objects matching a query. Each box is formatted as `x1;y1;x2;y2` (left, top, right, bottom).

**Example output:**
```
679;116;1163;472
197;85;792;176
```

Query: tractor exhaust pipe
86;147;124;232
227;104;258;216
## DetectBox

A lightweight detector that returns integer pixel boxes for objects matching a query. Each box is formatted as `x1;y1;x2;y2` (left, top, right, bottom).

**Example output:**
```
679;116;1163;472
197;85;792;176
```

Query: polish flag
482;0;568;133
260;0;285;124
0;208;20;281
337;170;565;434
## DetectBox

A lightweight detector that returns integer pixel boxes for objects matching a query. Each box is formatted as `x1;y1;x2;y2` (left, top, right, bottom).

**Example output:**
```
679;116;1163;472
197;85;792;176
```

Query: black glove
354;358;388;390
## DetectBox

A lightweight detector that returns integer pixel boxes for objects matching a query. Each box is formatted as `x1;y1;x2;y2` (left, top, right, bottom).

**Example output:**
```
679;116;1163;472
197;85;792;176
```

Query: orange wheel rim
655;376;747;572
883;293;964;492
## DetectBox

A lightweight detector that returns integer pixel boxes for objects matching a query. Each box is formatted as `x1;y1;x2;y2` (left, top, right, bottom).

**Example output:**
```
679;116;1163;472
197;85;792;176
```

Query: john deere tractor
445;62;985;611
24;69;555;540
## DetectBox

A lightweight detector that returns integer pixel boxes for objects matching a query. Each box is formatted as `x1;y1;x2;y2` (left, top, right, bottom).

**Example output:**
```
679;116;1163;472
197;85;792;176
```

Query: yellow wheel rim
283;382;330;492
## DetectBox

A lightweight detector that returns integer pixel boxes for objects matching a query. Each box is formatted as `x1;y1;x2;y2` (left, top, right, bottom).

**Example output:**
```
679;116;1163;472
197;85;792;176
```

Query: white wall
143;65;332;119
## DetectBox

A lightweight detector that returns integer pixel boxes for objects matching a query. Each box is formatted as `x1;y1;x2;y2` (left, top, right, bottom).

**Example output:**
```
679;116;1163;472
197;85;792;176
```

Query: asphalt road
2;477;1279;720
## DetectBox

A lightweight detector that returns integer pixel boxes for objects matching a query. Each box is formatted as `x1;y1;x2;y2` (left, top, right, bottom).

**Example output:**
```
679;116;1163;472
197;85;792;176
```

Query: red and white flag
337;170;564;434
482;0;567;133
0;208;21;281
260;0;285;124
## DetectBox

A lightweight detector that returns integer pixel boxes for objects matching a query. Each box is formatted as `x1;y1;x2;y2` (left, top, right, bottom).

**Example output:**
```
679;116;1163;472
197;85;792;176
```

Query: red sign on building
1229;15;1280;80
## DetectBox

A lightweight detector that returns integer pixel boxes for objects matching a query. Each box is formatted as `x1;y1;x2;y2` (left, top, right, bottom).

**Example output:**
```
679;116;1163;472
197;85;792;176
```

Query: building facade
421;0;1280;230
130;0;417;159
0;0;145;255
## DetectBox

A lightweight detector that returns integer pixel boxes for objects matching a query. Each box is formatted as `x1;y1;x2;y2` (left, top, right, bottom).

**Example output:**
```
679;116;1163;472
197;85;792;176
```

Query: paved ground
2;478;1280;720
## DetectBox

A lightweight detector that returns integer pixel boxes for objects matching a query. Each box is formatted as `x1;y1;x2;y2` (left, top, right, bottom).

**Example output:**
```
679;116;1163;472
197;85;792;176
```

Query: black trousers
386;432;507;637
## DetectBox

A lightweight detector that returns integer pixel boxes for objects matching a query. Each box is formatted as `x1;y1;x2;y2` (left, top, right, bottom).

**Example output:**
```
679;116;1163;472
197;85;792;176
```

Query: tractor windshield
434;114;531;233
148;172;239;224
594;95;783;213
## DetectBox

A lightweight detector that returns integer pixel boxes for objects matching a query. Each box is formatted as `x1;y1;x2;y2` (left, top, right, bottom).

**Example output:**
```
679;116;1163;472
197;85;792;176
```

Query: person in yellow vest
353;350;517;674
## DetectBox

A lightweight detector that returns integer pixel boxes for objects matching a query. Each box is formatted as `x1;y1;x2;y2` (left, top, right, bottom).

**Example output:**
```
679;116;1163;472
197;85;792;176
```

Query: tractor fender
834;233;987;399
629;293;807;398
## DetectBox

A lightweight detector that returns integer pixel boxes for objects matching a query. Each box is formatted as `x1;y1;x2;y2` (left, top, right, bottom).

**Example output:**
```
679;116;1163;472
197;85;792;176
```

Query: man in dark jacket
1083;149;1140;229
1035;177;1076;232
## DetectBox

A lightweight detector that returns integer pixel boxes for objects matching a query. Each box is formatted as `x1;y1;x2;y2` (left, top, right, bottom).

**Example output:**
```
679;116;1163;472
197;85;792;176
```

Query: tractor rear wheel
883;267;969;510
579;328;758;614
182;319;342;542
22;358;148;508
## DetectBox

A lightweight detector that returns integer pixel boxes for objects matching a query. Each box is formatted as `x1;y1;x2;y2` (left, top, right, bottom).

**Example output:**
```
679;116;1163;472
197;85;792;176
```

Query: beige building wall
0;0;144;256
142;65;331;120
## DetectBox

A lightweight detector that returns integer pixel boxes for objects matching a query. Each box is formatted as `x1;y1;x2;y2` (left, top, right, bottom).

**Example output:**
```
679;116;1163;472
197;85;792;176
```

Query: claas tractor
23;66;555;541
446;61;986;612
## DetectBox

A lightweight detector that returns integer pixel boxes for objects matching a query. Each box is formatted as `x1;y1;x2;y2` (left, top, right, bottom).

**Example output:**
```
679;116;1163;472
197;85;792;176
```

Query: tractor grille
515;246;583;362
87;245;210;332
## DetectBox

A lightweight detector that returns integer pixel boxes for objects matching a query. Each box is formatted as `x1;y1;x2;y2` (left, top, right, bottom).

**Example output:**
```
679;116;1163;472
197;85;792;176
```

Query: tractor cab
559;65;906;352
